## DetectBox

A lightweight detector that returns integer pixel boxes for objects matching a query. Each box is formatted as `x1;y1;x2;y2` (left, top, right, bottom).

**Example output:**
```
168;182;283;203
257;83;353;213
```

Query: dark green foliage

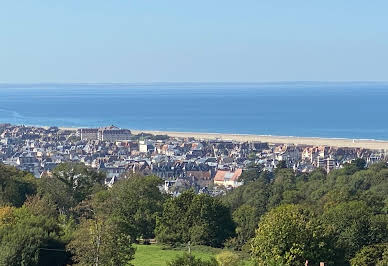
38;162;105;211
238;168;259;183
167;253;218;266
156;190;235;247
226;204;258;250
276;160;287;169
224;161;388;264
0;197;70;266
320;201;375;263
350;243;388;266
0;163;37;207
1;158;388;265
109;174;165;241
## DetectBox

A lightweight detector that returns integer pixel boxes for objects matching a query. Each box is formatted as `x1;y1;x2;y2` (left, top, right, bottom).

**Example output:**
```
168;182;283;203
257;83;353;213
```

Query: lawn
132;244;219;266
132;244;255;266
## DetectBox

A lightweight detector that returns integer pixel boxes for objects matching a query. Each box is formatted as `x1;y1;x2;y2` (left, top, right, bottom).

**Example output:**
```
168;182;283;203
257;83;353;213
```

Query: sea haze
0;82;387;140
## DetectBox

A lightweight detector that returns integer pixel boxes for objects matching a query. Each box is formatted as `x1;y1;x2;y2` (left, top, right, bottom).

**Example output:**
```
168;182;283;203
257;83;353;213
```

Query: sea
0;82;388;140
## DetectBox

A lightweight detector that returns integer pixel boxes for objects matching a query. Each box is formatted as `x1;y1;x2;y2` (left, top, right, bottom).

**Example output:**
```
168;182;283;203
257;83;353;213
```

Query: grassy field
132;244;218;265
132;244;254;266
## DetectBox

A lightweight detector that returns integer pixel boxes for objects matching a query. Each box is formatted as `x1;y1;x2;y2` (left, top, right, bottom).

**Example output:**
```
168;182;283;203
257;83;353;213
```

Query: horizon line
1;81;388;86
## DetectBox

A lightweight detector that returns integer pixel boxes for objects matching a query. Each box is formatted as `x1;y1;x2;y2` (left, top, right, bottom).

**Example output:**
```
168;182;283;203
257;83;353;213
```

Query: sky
0;1;387;83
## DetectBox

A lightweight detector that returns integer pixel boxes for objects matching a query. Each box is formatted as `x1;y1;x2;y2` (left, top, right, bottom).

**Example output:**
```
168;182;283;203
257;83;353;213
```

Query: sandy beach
131;130;388;150
51;125;388;150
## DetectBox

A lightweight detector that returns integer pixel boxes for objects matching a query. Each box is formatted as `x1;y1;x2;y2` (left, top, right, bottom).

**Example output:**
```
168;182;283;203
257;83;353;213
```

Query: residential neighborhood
0;123;386;196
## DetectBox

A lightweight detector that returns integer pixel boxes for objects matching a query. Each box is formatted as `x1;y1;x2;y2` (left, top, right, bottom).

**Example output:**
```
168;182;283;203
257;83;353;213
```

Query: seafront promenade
131;130;388;150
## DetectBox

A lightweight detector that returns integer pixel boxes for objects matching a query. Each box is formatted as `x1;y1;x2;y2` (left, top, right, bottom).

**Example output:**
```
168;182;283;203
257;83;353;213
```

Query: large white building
79;128;98;140
98;126;131;141
79;126;131;141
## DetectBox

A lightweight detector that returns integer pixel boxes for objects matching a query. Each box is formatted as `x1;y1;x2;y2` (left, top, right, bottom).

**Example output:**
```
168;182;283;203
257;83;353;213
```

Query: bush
167;253;218;266
350;244;388;266
216;251;241;266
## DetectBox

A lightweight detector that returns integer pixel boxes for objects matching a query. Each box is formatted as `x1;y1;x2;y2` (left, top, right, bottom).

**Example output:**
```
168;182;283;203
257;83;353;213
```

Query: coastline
130;129;388;150
14;124;388;150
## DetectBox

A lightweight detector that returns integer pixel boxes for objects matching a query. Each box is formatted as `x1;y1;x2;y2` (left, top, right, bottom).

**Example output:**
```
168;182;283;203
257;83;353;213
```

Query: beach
40;126;388;149
131;129;388;150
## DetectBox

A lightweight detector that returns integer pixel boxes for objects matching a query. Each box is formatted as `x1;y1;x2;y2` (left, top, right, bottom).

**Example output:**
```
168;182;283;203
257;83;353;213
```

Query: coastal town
1;123;387;196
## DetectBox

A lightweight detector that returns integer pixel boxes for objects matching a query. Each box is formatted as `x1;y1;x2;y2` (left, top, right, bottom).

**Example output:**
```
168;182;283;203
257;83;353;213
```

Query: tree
0;163;37;207
352;158;367;171
67;190;135;265
250;204;333;265
222;171;270;213
238;166;262;183
0;201;69;266
320;201;374;263
216;251;241;266
110;174;164;241
227;204;258;250
167;253;217;266
67;218;135;266
39;163;105;211
268;169;296;208
156;190;235;247
350;243;388;266
377;246;388;266
276;160;287;169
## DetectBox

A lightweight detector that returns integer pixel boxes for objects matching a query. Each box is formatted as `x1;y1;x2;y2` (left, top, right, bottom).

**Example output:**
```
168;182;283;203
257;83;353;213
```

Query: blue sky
1;1;387;83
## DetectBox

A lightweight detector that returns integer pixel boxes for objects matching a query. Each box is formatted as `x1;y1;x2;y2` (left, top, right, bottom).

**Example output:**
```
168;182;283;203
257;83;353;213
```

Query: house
214;168;243;188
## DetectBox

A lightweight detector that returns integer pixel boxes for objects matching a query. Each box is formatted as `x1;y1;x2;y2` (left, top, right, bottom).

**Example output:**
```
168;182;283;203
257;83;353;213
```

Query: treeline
223;159;388;265
0;159;387;265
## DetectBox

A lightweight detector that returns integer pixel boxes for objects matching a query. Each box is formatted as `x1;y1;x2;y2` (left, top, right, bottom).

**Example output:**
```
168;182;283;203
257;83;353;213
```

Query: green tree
0;164;37;207
350;243;388;266
216;250;241;266
227;204;258;250
377;246;388;265
250;204;333;265
352;158;367;170
67;190;135;265
110;174;164;242
0;201;69;266
67;218;135;266
238;165;263;183
320;201;374;263
167;253;217;266
268;168;296;208
39;163;105;211
156;190;235;247
276;160;287;169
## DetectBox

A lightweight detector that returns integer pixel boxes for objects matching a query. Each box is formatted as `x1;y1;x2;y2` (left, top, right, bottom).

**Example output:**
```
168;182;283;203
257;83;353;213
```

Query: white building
79;128;98;140
97;126;131;141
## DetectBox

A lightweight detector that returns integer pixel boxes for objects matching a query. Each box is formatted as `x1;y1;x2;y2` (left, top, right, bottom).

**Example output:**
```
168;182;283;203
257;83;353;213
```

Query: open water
0;82;388;140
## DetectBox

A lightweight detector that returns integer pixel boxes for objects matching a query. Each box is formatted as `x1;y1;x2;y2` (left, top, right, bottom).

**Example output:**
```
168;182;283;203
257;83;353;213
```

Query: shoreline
8;124;388;150
131;130;388;150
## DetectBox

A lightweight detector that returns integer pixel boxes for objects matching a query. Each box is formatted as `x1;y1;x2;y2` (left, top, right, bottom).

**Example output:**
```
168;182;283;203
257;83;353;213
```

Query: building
326;157;335;172
98;126;131;141
316;157;325;169
139;140;155;153
139;140;148;153
214;168;243;188
79;128;98;140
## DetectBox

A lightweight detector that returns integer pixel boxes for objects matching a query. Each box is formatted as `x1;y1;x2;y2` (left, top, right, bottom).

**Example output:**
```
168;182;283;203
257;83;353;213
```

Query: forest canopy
0;159;387;265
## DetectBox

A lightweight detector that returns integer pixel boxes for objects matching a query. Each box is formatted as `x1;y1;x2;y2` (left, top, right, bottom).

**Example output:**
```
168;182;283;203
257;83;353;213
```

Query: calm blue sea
0;82;388;140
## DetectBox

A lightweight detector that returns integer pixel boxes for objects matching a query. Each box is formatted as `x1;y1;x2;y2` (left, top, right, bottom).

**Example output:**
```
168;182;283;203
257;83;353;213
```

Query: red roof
214;168;242;182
